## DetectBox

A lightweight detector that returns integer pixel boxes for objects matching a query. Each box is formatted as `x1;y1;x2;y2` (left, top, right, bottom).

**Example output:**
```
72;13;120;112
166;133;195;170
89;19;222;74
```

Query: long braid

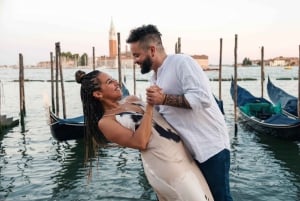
75;70;108;166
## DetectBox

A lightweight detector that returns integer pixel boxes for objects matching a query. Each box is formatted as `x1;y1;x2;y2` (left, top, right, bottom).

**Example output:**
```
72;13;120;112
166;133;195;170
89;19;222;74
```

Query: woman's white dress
115;107;214;201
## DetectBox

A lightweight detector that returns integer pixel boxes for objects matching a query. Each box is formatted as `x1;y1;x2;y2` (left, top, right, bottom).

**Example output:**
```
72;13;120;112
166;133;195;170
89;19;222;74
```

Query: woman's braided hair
75;70;108;165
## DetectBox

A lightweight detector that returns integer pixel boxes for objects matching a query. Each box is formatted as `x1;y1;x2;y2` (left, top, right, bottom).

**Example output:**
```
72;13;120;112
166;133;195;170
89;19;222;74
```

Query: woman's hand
146;85;165;105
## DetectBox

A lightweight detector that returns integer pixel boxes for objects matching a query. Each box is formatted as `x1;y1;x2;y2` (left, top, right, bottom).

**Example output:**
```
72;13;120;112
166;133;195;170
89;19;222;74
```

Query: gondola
230;79;300;140
0;114;19;135
267;76;298;118
214;96;225;115
49;83;130;141
49;111;84;141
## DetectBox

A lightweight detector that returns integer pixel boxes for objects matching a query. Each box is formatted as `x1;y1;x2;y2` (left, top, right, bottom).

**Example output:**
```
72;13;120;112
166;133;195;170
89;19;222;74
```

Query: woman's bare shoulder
98;115;114;128
123;95;141;102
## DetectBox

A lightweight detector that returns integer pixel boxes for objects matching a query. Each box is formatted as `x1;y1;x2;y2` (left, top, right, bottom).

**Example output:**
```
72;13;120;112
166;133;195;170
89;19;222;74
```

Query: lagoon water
0;66;300;201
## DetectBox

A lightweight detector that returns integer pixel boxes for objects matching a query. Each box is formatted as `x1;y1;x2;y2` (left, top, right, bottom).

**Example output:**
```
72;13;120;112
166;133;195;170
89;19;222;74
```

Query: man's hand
146;85;165;105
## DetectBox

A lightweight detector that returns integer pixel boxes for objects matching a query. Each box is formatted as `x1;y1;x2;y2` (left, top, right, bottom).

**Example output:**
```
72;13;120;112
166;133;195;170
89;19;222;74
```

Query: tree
61;51;74;59
242;57;252;66
79;53;88;66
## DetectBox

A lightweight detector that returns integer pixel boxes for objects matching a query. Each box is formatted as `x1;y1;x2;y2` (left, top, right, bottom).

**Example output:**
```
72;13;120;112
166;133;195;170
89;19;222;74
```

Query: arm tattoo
163;94;191;109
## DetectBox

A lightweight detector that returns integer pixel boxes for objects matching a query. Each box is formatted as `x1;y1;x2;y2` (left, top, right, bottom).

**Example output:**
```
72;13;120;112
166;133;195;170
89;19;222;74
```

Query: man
126;24;233;201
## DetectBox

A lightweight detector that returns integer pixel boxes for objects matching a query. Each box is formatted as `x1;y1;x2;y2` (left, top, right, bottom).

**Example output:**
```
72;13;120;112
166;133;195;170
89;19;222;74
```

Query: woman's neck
103;100;120;111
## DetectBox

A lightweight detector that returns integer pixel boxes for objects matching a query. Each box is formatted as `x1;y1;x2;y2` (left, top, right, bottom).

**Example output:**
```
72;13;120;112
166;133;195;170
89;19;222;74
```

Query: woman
76;70;214;201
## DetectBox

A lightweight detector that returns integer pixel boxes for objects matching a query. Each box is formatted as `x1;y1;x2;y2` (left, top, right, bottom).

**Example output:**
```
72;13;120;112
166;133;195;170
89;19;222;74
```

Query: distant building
109;18;117;59
37;56;77;68
252;56;299;67
36;19;210;69
37;61;51;68
269;56;286;66
191;54;209;70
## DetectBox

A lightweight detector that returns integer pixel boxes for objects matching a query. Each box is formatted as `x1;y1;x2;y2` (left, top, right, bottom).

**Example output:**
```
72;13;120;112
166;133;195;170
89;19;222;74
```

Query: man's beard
140;56;152;74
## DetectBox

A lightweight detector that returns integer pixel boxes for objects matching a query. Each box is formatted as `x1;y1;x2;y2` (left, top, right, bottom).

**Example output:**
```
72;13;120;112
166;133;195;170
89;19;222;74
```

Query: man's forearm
162;94;191;109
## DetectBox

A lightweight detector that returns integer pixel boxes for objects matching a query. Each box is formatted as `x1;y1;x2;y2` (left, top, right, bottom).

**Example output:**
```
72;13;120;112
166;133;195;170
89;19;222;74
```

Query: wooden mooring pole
117;32;122;87
93;46;95;71
54;42;67;118
55;43;60;116
19;53;26;131
57;42;66;119
261;46;265;98
218;38;224;115
133;62;136;96
50;52;55;113
298;45;300;117
177;37;181;53
218;38;223;101
234;34;238;136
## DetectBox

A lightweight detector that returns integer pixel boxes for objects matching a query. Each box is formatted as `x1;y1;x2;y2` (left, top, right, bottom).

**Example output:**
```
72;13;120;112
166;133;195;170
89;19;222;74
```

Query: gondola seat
240;102;282;120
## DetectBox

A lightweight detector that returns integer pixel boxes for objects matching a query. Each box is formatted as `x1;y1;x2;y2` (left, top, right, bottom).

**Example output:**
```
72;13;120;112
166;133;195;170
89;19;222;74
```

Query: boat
49;83;130;141
214;96;224;115
284;65;292;70
0;114;19;134
230;79;300;140
49;111;84;141
267;76;298;118
0;81;19;134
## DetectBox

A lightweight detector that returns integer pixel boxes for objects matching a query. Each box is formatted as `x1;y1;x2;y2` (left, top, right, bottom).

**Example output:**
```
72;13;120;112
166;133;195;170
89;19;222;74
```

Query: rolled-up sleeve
177;57;213;110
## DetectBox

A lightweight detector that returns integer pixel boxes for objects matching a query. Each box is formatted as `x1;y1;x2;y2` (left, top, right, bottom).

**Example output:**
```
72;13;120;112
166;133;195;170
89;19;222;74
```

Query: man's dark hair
126;24;163;49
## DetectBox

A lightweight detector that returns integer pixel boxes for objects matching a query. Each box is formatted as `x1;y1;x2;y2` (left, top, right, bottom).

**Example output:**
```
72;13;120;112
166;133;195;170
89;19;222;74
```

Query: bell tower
109;18;117;58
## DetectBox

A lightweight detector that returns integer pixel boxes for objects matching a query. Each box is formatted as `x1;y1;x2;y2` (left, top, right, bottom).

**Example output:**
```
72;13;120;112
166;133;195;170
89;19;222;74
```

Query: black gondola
0;115;19;136
267;76;298;118
230;80;300;140
49;83;130;141
49;111;84;141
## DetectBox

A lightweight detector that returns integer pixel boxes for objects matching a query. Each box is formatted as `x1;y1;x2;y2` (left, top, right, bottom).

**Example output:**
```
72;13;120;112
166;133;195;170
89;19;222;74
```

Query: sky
0;0;300;66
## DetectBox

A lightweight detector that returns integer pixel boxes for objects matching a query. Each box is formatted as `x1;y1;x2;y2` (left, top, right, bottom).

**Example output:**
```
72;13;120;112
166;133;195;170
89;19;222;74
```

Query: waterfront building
36;19;209;69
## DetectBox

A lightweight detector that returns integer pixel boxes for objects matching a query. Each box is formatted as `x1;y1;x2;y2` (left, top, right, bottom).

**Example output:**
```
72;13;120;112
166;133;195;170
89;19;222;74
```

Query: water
0;66;300;201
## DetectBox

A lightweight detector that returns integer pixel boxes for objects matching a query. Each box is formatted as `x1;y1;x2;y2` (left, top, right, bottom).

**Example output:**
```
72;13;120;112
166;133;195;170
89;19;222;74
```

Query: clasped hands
146;85;166;105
